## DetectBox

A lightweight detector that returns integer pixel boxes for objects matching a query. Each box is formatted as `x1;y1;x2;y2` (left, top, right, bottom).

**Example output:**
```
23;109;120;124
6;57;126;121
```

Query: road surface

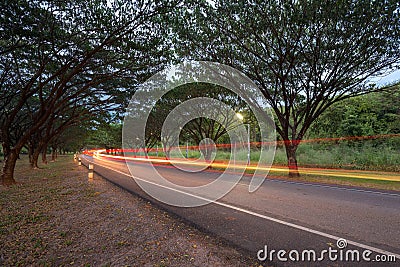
80;154;400;266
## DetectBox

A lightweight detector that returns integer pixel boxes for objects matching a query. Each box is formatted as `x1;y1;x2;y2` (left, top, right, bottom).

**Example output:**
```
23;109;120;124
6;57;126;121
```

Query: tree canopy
0;0;178;185
173;0;400;175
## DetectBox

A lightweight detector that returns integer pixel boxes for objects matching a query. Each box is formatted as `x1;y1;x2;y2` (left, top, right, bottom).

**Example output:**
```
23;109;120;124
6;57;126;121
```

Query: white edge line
81;156;400;259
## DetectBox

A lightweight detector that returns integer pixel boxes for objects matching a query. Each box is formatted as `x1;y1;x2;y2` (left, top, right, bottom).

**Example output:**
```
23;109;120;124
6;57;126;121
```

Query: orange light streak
83;148;400;182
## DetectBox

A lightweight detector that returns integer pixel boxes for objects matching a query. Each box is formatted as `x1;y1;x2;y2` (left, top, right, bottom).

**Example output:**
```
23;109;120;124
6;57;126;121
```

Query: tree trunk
31;148;40;169
162;142;169;159
285;143;300;177
201;145;213;162
1;149;18;186
42;150;47;164
51;146;57;161
28;143;34;164
42;144;48;164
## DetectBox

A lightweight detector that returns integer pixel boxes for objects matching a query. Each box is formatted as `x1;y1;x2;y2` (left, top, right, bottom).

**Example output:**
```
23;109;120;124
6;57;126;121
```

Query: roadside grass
0;155;95;266
290;141;400;172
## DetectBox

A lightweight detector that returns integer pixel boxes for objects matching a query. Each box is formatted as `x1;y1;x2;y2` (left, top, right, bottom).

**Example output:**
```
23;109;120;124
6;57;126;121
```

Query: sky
374;69;400;86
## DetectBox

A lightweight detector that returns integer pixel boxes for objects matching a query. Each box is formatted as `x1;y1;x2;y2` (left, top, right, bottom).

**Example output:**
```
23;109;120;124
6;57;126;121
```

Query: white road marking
81;155;400;259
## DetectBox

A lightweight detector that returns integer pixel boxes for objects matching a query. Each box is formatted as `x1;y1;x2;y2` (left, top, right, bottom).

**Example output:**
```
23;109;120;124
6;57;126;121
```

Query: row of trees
2;0;400;184
0;0;178;185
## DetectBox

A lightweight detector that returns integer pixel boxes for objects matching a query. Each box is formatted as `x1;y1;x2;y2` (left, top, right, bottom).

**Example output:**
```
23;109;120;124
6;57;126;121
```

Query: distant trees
0;0;177;185
143;83;249;159
85;122;123;153
175;0;400;176
310;82;400;139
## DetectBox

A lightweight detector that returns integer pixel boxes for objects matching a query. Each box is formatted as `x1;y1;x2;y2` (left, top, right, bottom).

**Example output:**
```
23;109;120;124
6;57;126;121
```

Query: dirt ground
0;156;263;266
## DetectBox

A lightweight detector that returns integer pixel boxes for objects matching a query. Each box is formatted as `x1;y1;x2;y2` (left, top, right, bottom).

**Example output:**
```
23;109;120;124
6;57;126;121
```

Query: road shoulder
0;156;261;266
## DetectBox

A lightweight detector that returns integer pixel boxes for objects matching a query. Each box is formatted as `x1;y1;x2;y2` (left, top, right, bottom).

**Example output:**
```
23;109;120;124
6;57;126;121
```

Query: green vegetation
309;89;400;139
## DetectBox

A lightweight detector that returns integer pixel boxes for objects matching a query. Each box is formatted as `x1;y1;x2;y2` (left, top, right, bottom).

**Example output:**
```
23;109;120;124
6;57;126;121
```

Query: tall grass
287;140;400;172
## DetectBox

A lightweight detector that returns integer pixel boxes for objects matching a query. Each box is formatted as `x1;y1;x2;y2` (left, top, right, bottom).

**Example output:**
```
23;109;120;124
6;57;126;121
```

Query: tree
0;0;177;185
143;82;248;159
174;0;400;176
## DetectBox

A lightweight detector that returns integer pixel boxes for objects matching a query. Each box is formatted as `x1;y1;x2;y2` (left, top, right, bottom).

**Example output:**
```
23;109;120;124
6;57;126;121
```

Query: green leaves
310;84;400;138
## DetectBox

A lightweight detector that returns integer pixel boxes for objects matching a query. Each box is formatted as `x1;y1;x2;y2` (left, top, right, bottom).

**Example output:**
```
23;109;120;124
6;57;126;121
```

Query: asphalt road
80;154;400;266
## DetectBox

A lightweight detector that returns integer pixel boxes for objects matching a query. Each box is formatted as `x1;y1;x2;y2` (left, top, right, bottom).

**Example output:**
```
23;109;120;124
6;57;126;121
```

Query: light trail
83;149;400;182
87;133;400;153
